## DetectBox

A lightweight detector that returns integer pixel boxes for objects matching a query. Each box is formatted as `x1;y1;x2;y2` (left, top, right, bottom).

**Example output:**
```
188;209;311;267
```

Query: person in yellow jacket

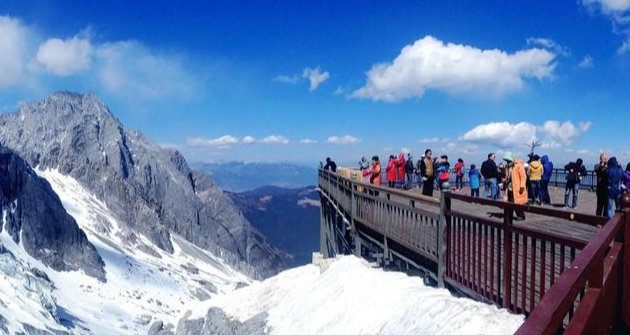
528;155;544;205
504;152;527;220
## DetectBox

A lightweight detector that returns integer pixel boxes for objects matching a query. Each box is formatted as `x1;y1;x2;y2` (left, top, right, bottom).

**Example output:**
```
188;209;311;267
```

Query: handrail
445;190;608;227
319;167;630;335
514;211;627;335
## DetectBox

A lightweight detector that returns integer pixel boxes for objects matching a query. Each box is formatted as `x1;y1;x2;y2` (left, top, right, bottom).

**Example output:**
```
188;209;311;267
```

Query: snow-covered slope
177;256;524;335
0;169;252;335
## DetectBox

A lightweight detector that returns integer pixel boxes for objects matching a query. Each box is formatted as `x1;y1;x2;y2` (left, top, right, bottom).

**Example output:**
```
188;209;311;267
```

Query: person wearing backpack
469;164;481;197
564;158;587;208
454;158;465;191
437;155;451;190
607;157;623;218
405;153;415;189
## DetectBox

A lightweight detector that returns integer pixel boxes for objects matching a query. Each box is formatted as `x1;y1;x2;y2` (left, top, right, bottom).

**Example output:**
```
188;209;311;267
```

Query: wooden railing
318;168;630;335
319;168;440;263
443;192;601;317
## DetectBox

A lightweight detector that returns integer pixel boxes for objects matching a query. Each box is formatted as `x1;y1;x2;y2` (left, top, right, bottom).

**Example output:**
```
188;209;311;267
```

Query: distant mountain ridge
227;185;320;267
192;161;318;192
0;92;287;279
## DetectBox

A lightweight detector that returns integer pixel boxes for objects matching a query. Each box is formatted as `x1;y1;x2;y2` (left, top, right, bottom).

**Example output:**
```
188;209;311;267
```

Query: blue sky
1;0;629;166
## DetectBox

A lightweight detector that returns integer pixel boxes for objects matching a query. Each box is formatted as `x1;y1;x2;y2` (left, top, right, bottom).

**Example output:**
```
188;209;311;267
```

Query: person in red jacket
386;155;397;188
396;152;406;188
454;158;464;191
369;156;382;186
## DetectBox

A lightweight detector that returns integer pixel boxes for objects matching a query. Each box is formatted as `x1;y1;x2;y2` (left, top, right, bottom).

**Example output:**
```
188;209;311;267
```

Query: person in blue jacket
607;156;624;218
540;155;553;205
469;164;481;197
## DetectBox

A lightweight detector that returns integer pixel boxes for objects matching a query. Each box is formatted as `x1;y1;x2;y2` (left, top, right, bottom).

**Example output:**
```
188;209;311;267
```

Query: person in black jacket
564;158;587;208
594;153;609;216
324;157;337;173
419;149;435;196
481;153;498;199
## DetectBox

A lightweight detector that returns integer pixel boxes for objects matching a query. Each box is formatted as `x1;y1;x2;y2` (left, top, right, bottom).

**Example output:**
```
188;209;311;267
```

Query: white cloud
418;137;449;143
299;139;318;144
582;0;630;53
351;35;556;102
95;41;195;99
186;135;239;148
583;0;630;13
526;37;570;56
577;149;591;155
578;55;594;68
539;121;591;145
302;67;330;92
260;135;289;145
242;135;257;144
460;120;591;149
274;66;330;92
618;34;630;54
327;135;362;144
36;35;92;76
0;16;30;88
273;74;300;84
460;122;538;148
333;86;345;95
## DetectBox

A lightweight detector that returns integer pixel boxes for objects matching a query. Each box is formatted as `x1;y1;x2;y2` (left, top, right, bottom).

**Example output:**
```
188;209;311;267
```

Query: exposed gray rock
169;308;269;335
0;144;105;280
148;321;175;335
0;92;287;278
0;314;7;334
20;323;70;335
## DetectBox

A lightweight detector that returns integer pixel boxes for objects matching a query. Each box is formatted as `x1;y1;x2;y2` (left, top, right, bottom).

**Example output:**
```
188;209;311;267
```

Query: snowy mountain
160;256;524;335
1;166;252;334
0;92;287;279
191;161;317;192
226;186;320;267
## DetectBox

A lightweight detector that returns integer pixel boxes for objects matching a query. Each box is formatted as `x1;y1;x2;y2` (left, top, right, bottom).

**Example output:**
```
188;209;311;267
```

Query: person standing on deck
324;157;337;173
540;155;553;205
564;158;587;208
420;149;435;196
369;156;382;186
481;153;498;199
405;153;415;189
504;152;527;220
529;155;544;205
386;155;397;188
454;158;465;191
607;156;623;218
396;152;406;188
595;153;609;216
437;155;451;190
469;164;481;198
497;162;505;200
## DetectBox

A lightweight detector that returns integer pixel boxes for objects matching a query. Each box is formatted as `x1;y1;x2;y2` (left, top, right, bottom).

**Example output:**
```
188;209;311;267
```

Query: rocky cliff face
0;144;104;280
0;92;286;278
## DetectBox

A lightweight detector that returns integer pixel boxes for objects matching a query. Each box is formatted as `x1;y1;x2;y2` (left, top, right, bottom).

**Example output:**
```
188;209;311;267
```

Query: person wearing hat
504;151;527;220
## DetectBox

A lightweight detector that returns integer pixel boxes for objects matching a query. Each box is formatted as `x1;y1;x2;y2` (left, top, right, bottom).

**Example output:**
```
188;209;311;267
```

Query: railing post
437;191;450;287
623;209;630;326
503;205;513;310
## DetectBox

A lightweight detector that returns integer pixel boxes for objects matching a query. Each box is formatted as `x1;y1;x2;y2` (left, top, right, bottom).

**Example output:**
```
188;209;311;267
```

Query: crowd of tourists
323;150;630;219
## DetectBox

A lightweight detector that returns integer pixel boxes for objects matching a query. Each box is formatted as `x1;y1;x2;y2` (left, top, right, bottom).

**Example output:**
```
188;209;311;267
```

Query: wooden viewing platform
318;168;630;335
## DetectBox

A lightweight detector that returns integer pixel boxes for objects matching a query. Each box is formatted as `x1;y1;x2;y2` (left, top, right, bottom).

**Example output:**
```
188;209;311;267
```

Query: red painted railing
319;169;630;334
